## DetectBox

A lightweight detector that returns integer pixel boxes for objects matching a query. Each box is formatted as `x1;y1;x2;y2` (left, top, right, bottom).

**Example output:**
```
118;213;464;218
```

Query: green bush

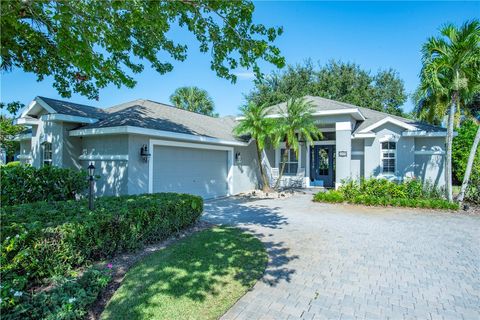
313;178;458;210
1;192;203;317
2;161;20;167
3;267;111;320
1;165;89;205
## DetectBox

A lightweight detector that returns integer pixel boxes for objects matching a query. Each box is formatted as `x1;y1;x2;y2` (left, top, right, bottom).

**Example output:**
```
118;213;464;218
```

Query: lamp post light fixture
87;162;95;210
235;152;242;165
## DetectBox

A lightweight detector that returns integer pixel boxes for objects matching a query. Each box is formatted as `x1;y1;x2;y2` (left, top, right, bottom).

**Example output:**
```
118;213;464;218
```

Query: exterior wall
350;154;364;181
127;135;150;195
82;135;129;196
19;140;32;164
414;137;446;188
231;144;260;194
62;123;82;169
335;121;352;186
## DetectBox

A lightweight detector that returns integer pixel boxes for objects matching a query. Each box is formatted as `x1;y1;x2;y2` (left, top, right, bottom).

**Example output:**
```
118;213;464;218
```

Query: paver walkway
202;192;480;320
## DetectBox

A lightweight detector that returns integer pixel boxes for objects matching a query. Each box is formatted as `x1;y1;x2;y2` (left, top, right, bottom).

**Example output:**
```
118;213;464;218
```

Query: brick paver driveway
202;192;480;320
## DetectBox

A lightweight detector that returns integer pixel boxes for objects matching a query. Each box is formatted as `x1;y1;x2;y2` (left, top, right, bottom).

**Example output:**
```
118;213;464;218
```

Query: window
381;141;396;174
42;142;52;166
280;148;298;175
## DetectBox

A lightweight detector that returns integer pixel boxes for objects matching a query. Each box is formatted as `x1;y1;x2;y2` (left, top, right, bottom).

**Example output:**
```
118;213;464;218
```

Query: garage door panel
152;145;228;198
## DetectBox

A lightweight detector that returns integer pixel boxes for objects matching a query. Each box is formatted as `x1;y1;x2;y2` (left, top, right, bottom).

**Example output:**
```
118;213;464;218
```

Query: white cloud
234;71;256;80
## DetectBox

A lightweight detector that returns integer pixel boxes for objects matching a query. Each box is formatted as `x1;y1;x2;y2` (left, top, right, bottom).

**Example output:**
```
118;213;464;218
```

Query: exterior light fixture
140;144;151;162
87;162;95;210
235;152;242;165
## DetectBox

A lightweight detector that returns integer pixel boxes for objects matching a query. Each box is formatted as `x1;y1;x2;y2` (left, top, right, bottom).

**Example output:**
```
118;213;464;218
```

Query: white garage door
152;145;229;199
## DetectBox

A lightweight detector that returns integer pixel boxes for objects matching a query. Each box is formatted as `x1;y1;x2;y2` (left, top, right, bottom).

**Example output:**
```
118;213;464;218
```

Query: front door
311;145;335;188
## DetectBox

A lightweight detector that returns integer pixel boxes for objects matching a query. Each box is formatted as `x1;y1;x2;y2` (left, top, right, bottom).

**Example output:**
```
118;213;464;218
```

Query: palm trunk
274;147;289;190
445;93;457;202
255;140;271;191
457;124;480;204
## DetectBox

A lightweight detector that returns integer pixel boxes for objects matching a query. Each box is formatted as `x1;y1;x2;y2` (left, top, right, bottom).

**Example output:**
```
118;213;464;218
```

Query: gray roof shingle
38;96;108;119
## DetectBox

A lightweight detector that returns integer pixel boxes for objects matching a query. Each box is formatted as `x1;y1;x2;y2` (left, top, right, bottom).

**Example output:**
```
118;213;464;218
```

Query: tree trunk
274;147;289;190
445;93;457;202
255;140;271;192
457;124;480;204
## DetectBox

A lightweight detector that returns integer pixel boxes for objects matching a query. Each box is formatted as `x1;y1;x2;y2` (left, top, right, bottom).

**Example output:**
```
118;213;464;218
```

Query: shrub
2;267;111;320
313;178;459;210
0;165;89;205
0;192;203;316
2;161;20;167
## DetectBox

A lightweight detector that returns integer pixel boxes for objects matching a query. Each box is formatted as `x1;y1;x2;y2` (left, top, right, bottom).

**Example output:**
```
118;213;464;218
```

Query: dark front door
311;145;335;188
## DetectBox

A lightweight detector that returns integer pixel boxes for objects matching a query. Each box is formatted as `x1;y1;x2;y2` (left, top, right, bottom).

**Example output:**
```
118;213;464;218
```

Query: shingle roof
81;99;239;141
38;96;108;119
266;95;358;114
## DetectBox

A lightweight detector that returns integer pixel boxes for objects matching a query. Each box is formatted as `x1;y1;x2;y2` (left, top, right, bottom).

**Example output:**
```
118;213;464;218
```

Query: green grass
101;227;267;320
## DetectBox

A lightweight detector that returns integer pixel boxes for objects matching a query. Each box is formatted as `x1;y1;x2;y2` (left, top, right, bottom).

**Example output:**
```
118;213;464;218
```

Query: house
15;95;448;198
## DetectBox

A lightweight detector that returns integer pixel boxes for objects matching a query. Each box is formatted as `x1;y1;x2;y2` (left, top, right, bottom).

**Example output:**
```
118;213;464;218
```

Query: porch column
335;121;352;188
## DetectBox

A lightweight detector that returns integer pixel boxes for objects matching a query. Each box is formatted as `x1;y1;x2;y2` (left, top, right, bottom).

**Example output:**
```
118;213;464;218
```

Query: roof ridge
143;99;222;119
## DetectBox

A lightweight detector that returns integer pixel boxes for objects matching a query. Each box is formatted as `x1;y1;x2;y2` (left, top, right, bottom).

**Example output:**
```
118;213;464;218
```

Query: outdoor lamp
140;144;151;162
235;152;242;165
88;162;95;210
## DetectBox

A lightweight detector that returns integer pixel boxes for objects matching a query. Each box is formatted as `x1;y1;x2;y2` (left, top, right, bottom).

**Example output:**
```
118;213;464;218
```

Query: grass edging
100;226;268;320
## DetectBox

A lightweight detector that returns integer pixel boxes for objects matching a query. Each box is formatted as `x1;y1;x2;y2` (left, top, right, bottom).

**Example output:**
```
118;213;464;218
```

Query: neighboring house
15;95;448;198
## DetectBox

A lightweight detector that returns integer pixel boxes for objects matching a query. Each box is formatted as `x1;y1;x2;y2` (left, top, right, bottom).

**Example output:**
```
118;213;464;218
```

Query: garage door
152;145;229;199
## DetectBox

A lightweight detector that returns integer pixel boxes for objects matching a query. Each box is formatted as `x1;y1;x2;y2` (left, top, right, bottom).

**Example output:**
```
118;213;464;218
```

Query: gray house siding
62;122;83;170
127;134;150;195
414;137;446;188
231;144;260;194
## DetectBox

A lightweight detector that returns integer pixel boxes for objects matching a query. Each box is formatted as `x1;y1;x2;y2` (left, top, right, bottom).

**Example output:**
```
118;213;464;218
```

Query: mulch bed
87;220;213;320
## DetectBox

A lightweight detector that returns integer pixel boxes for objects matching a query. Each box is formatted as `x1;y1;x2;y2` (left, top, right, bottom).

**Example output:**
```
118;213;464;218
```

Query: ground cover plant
101;227;267;320
1;193;203;319
313;178;459;210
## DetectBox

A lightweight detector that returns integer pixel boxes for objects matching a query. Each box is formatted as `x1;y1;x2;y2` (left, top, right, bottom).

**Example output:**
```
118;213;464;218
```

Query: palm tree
234;102;275;191
419;20;480;201
170;86;218;117
274;97;322;189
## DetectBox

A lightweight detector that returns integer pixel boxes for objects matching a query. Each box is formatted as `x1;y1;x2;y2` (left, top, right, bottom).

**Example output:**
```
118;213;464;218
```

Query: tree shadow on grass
101;227;296;319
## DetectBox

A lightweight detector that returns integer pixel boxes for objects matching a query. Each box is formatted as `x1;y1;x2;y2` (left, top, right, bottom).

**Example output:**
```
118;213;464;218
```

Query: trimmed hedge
1;193;203;318
313;178;459;210
1;165;89;205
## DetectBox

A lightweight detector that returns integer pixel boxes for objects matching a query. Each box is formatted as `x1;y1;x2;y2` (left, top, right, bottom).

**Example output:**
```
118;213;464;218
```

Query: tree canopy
245;60;408;116
169;86;217;116
0;102;25;159
1;0;284;100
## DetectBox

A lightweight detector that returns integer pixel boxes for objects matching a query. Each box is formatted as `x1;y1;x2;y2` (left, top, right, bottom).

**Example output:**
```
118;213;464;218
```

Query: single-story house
15;95;448;198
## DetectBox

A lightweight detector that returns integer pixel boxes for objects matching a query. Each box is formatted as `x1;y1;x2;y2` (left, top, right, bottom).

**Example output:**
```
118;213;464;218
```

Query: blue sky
1;1;478;116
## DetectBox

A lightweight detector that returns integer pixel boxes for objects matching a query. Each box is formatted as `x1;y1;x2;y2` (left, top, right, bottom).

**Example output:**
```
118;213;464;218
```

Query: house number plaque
338;151;348;157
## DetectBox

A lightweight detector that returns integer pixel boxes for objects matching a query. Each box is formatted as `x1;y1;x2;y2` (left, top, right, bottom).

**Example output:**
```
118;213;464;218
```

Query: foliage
0;101;25;159
274;97;322;188
246;60;407;116
169;86;218;117
234;102;276;190
101;227;267;320
0;192;203;308
417;19;480;201
453;119;480;183
1;0;284;100
1;165;89;205
313;178;458;210
3;267;111;320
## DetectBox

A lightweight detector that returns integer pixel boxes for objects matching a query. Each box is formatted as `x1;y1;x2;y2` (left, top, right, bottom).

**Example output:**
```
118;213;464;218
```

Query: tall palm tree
419;20;480;201
169;86;218;117
274;97;322;189
234;102;275;191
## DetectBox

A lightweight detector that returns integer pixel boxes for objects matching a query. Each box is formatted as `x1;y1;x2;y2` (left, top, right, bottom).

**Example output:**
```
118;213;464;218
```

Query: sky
1;1;479;116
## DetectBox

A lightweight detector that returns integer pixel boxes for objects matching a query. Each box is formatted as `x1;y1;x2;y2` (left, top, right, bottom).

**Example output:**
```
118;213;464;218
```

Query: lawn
101;227;267;320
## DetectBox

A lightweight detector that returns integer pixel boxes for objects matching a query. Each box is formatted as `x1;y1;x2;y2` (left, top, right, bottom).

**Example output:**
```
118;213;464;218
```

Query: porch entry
310;145;335;188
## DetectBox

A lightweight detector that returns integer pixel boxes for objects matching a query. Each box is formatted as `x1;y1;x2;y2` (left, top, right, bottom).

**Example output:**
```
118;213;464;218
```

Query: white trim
263;108;366;121
14;117;40;126
70;125;248;147
335;121;351;131
148;139;234;196
41;114;99;124
13;133;32;141
414;150;446;155
402;131;454;137
351;151;364;156
312;140;336;145
352;132;376;139
359;117;416;133
379;134;400;143
380;141;397;175
20;98;56;117
17;154;32;160
79;154;129;161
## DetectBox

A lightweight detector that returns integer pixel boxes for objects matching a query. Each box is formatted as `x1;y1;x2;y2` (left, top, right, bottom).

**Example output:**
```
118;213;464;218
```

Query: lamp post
88;162;95;210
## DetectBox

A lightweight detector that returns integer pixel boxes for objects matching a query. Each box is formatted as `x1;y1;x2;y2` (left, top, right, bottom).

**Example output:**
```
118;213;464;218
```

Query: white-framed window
280;148;298;175
381;141;396;174
42;142;52;166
